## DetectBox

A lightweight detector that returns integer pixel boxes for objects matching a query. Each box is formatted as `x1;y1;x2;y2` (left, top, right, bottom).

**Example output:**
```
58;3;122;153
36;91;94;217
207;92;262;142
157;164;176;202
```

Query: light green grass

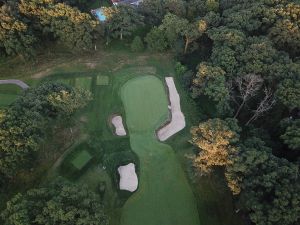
121;76;169;132
71;150;92;170
120;76;200;225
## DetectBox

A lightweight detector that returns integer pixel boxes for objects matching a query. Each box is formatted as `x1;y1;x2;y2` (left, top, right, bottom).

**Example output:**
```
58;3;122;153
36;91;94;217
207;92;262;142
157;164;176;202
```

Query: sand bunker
118;163;138;192
157;77;186;141
111;115;127;136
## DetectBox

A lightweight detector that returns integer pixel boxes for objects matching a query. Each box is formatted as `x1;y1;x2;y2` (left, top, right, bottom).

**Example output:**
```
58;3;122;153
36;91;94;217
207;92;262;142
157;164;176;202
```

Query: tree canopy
0;82;91;180
1;179;109;225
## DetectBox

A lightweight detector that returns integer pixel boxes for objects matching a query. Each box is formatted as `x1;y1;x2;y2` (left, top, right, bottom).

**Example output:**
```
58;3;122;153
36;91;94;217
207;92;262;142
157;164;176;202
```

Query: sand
157;77;186;141
111;115;127;136
118;163;138;192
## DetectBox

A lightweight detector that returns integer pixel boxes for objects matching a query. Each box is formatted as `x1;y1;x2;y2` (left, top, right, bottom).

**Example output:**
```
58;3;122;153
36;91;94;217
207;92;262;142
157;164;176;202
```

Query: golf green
120;76;200;225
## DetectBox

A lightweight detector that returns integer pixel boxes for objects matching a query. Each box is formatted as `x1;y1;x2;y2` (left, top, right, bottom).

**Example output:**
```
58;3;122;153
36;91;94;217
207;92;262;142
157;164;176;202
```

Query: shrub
175;62;187;76
131;36;144;52
145;27;168;52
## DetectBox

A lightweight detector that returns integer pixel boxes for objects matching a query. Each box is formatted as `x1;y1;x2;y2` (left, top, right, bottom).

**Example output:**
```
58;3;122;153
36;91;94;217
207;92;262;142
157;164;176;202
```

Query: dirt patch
85;62;97;69
32;68;52;79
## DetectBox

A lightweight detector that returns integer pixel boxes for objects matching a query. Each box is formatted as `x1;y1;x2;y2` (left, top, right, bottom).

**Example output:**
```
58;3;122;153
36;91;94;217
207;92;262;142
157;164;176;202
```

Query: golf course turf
120;76;201;225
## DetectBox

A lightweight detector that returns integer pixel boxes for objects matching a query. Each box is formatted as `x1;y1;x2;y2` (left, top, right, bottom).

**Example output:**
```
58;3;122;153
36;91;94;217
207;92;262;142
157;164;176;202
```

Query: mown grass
120;76;200;225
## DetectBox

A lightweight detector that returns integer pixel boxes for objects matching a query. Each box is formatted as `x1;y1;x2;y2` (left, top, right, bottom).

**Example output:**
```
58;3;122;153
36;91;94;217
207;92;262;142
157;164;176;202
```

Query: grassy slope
120;76;200;225
0;45;243;225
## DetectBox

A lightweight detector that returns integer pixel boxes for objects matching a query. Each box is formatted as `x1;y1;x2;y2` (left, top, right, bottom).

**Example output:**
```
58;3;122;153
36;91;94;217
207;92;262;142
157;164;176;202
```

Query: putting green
120;76;200;225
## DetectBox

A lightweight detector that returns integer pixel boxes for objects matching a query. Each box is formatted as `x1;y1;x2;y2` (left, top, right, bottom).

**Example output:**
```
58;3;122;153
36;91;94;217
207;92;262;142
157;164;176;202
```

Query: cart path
0;79;29;90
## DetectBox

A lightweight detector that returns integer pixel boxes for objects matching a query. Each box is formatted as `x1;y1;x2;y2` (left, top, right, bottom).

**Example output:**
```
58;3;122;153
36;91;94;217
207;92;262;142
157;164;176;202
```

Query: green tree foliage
276;79;300;109
186;0;207;18
130;36;144;52
222;1;275;34
155;13;202;53
1;179;109;225
269;3;300;56
19;0;97;50
138;0;165;25
159;13;188;47
281;119;300;150
47;87;92;116
226;136;300;225
164;0;186;17
145;26;168;51
0;3;36;57
190;118;240;175
103;5;144;40
0;83;91;179
205;0;219;12
192;63;231;116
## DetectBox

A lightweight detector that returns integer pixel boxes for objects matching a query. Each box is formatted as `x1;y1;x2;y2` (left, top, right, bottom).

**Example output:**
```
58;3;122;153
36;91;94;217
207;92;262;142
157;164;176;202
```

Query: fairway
121;76;200;225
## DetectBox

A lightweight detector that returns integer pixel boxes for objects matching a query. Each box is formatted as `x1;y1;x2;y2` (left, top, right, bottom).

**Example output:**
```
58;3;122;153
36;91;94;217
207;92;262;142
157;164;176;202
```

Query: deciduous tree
103;5;144;40
190;118;240;175
1;179;109;225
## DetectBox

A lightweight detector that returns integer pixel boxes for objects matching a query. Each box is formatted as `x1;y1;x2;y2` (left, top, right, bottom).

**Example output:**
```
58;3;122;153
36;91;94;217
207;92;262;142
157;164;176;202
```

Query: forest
0;0;300;225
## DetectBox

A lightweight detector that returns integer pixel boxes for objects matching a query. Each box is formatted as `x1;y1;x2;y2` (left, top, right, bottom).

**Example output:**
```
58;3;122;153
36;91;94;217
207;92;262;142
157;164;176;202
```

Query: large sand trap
111;115;127;136
118;163;138;192
157;77;186;141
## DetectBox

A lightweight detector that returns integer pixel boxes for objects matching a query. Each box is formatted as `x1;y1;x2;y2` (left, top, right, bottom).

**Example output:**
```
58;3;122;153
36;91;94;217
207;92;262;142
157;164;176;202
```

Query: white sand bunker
111;115;127;136
118;163;138;192
157;77;186;141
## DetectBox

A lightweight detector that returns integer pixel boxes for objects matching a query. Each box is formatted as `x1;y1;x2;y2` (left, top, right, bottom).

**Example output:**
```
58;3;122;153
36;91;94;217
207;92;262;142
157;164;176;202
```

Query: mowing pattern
120;76;200;225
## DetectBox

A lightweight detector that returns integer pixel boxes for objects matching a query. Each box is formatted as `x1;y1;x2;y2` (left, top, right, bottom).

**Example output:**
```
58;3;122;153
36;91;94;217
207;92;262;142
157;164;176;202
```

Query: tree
131;36;144;52
222;2;275;34
158;13;188;48
0;83;92;179
0;3;36;57
192;63;231;116
145;26;168;52
225;137;271;195
281;119;300;151
269;3;300;56
186;0;207;19
190;118;240;175
138;0;164;25
233;74;264;118
226;136;300;225
182;21;202;54
276;79;300;110
164;0;186;17
47;88;92;116
206;0;219;12
246;88;275;125
1;179;109;225
19;0;97;50
103;5;144;40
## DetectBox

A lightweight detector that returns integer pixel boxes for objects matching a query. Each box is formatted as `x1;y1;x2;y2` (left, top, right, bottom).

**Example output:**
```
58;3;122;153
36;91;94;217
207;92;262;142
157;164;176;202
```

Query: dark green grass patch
71;150;92;170
97;75;109;85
